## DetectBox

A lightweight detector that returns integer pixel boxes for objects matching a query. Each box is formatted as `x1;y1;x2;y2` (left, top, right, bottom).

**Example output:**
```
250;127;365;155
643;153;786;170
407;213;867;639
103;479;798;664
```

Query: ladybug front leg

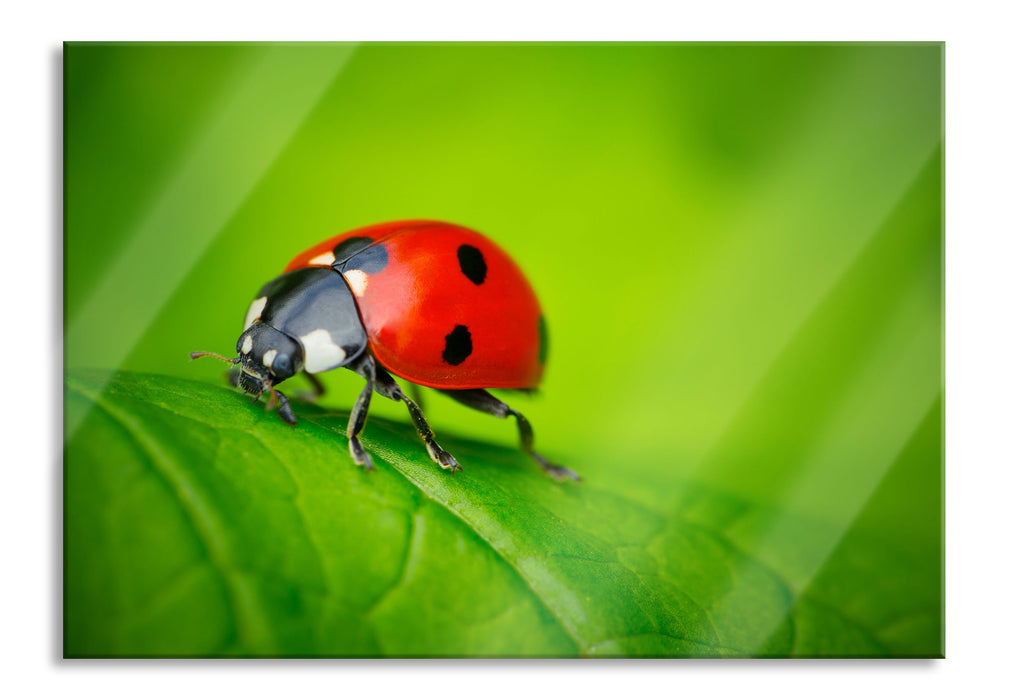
372;365;460;473
440;389;580;482
274;389;297;425
346;355;376;470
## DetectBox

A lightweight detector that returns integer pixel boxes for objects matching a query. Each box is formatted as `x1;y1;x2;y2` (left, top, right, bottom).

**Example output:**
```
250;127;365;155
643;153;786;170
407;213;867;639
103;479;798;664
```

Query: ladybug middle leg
301;371;327;401
345;355;459;473
407;383;425;412
372;365;460;473
346;354;377;470
439;389;580;482
292;371;326;404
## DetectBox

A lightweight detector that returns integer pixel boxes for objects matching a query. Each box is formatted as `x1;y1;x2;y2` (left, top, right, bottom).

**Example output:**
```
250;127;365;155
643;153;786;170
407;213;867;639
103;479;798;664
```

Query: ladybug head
234;322;304;395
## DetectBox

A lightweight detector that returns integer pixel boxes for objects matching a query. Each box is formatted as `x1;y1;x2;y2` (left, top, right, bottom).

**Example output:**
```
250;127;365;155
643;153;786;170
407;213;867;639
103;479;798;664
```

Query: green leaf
64;370;940;658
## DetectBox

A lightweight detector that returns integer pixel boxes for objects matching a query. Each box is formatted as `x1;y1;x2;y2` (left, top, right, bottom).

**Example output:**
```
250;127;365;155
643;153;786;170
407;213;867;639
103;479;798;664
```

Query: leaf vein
69;379;255;653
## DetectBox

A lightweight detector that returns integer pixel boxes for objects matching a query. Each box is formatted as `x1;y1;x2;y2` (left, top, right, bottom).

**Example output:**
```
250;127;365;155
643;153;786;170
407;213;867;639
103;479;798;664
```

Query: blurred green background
64;42;942;656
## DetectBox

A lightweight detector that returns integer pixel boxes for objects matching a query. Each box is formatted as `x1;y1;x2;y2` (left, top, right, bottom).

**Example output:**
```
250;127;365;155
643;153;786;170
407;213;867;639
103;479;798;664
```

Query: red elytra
284;219;546;390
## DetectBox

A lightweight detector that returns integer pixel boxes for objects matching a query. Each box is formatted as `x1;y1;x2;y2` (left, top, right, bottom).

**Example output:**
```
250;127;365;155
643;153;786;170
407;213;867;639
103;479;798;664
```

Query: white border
6;0;1005;697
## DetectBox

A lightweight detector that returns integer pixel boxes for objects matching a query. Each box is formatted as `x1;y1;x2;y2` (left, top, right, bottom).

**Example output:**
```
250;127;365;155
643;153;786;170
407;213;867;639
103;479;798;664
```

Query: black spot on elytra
334;236;389;275
333;237;373;262
442;325;473;365
538;315;548;365
457;244;487;285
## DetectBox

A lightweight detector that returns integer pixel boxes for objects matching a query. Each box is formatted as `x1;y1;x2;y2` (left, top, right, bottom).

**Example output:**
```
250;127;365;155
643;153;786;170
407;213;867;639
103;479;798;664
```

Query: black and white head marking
244;296;267;330
297;328;348;373
252;267;368;376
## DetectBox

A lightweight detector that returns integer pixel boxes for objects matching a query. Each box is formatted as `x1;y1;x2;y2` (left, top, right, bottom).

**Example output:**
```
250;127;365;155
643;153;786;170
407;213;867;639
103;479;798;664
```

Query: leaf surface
65;371;940;658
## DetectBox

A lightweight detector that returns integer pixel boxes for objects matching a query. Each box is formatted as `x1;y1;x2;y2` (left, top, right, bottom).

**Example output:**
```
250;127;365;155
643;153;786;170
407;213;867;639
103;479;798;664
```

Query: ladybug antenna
189;351;240;365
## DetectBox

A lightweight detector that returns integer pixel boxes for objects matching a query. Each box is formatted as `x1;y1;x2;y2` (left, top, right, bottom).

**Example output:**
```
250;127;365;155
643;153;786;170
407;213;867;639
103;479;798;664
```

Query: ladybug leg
263;382;297;425
372;366;459;473
346;355;377;471
274;389;297;425
407;382;425;412
296;371;326;403
440;389;580;482
305;372;326;398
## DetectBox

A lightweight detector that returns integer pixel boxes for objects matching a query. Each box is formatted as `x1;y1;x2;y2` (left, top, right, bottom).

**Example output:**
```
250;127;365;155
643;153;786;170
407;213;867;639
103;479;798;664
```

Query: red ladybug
192;220;578;482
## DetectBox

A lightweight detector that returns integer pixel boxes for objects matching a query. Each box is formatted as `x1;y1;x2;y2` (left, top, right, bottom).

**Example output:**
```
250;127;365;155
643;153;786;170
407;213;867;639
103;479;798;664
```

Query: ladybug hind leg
372;365;459;473
440;389;580;482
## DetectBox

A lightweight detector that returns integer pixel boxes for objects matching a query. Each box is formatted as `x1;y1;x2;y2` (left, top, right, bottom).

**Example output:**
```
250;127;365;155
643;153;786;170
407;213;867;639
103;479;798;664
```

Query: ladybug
191;220;579;482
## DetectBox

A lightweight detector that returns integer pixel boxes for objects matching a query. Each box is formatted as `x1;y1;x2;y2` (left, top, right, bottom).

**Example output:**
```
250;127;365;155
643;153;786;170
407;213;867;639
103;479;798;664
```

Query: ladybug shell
284;220;547;390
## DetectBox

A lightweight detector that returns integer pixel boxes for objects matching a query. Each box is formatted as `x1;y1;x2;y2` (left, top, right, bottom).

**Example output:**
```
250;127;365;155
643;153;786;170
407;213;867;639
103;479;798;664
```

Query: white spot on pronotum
244;296;267;330
299;328;347;373
309;252;336;266
263;349;278;368
343;269;369;296
241;335;254;354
